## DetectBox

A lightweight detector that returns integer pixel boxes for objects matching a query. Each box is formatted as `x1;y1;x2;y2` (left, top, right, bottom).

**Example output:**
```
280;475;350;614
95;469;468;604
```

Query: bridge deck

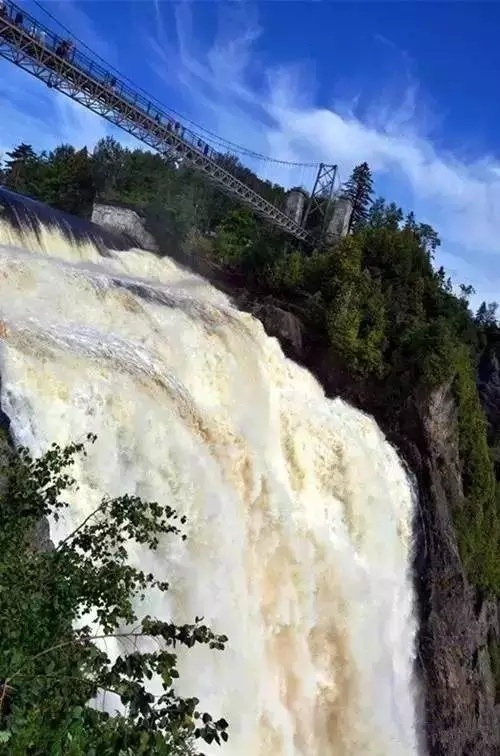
0;0;310;241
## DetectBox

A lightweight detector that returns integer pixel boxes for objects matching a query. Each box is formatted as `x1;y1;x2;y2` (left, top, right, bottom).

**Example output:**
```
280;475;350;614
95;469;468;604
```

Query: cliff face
0;381;53;553
417;385;499;755
478;334;500;478
235;293;500;755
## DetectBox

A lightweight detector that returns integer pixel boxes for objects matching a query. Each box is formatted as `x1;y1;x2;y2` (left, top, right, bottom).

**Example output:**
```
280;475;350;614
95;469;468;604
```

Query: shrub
0;436;229;754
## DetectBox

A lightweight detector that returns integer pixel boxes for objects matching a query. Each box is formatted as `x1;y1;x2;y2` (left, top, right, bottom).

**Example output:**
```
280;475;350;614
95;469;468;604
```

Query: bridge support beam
302;163;338;244
0;0;311;242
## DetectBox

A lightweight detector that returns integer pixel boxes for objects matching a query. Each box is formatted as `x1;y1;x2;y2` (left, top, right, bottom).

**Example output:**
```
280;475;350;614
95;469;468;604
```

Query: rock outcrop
416;384;499;755
235;291;500;755
92;202;159;253
245;299;304;355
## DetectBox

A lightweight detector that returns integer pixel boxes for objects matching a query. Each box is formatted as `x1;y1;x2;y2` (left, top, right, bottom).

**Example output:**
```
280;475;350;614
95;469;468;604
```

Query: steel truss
0;1;311;241
302;163;338;241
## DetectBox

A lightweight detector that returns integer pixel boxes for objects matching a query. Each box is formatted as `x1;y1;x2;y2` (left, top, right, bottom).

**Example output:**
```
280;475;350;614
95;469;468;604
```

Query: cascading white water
0;219;419;755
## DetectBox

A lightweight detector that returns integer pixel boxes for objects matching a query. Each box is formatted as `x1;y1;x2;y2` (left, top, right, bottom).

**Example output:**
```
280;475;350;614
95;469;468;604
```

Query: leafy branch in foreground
0;434;228;755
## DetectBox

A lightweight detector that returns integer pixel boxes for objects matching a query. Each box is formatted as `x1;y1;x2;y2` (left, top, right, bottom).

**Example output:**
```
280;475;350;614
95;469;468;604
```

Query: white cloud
0;0;141;157
150;1;500;304
0;62;105;154
0;33;144;160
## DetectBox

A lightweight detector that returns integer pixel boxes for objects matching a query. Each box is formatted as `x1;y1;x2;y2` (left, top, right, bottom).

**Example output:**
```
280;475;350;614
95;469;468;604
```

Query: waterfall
0;215;419;755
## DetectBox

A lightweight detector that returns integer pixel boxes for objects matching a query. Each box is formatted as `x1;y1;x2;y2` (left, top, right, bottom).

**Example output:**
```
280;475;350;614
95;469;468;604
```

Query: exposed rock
0;405;10;436
0;425;11;504
126;237;499;753
0;358;12;520
416;383;499;755
0;378;54;553
92;202;159;252
26;514;54;553
247;300;304;355
0;187;134;253
295;338;500;755
477;337;500;439
227;284;500;754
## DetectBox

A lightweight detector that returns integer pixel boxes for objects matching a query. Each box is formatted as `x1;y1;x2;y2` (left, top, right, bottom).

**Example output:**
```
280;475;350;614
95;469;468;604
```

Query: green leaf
0;434;229;753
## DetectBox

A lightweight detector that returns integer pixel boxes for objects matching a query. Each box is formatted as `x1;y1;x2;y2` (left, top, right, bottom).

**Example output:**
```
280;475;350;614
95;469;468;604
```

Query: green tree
459;283;476;303
475;301;498;329
367;198;403;230
313;235;387;376
2;143;43;196
266;249;305;293
341;161;374;233
92;137;127;197
213;208;258;264
416;222;441;256
367;197;387;228
40;145;96;218
0;435;229;754
403;210;417;232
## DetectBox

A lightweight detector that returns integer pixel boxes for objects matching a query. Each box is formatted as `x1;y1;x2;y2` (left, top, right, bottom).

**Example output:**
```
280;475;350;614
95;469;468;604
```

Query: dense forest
1;137;500;717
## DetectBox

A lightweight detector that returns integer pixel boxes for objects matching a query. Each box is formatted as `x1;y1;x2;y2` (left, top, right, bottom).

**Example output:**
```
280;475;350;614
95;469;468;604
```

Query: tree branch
55;500;107;552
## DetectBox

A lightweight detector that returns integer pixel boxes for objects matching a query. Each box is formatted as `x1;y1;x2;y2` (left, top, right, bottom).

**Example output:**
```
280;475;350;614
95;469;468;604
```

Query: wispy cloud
0;62;107;156
0;0;142;159
149;0;500;303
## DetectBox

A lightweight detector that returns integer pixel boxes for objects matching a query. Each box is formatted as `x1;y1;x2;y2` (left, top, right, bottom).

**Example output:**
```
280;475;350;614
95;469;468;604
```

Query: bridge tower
302;163;338;243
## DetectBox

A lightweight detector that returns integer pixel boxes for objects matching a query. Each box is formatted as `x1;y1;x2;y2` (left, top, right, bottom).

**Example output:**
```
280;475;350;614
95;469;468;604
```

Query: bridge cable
30;0;321;169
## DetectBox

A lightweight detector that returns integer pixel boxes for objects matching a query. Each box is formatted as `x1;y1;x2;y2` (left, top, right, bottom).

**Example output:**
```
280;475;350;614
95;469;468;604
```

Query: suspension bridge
0;0;342;244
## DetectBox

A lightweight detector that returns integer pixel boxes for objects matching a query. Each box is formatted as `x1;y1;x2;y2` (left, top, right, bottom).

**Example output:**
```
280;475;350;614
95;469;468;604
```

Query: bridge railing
0;0;311;240
0;0;215;157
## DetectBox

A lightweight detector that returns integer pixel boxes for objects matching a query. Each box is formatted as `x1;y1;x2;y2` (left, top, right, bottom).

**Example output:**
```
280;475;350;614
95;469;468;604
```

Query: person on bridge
104;74;117;90
55;39;74;59
29;23;40;41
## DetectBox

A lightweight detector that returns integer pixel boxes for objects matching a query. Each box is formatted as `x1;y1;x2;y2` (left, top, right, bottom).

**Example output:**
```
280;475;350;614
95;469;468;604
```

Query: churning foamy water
0;218;418;755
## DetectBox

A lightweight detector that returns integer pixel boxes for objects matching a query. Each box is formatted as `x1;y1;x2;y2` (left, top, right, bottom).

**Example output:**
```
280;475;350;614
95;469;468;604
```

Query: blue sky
1;1;500;307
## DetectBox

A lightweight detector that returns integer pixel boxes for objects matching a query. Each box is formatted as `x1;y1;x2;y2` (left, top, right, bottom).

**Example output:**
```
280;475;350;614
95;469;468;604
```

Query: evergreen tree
416;222;441;256
41;145;96;218
367;197;387;228
404;210;417;232
459;282;476;303
475;301;498;328
368;198;403;230
2;143;42;196
341;161;374;233
384;202;403;230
